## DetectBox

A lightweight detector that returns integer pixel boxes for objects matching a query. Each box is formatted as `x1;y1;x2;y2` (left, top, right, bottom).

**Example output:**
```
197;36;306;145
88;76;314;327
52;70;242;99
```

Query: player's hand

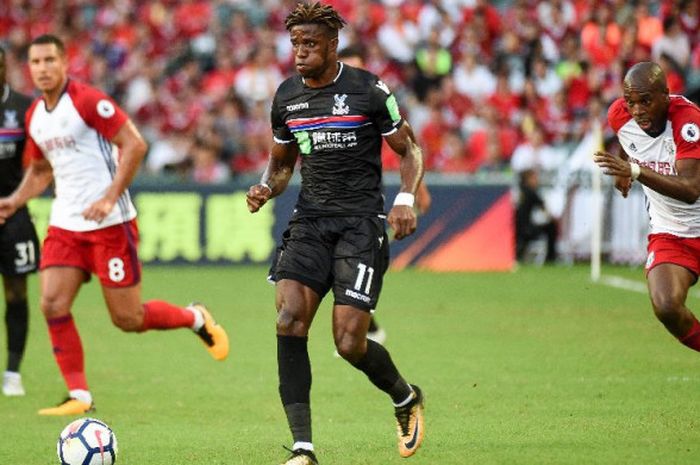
0;196;20;225
614;175;632;198
82;197;115;223
593;150;633;178
246;184;272;213
388;205;417;240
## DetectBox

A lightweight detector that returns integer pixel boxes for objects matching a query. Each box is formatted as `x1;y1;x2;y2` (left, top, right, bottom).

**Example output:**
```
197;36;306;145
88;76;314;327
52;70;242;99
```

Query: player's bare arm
384;122;424;240
247;141;299;213
595;152;700;204
0;157;53;224
82;120;147;223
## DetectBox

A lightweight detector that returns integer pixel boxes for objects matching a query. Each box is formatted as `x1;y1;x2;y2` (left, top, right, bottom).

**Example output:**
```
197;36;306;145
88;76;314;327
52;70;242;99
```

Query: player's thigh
646;234;699;308
332;304;371;350
332;216;389;311
647;263;695;308
39;267;86;318
275;279;322;335
0;208;40;277
101;283;143;331
91;221;142;288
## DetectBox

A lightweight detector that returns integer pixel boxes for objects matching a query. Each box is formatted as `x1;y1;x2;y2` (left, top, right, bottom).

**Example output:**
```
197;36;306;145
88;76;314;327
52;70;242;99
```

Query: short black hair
29;34;66;55
285;2;346;37
338;45;365;60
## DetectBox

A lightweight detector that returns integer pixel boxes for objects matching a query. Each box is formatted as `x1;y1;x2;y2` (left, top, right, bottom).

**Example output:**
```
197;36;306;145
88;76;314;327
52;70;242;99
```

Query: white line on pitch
599;274;700;299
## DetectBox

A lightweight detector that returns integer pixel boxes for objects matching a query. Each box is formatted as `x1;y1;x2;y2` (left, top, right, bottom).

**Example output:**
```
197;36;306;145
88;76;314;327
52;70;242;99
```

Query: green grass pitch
1;264;699;464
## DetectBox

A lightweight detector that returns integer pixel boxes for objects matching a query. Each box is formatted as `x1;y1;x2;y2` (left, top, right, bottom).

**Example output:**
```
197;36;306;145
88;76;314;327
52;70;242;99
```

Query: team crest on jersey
681;122;700;142
332;94;349;115
97;99;116;118
663;137;676;156
3;110;18;128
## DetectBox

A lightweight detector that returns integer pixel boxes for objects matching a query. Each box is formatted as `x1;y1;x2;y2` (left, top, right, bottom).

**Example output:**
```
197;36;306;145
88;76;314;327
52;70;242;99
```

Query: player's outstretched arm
384;121;424;240
247;140;299;213
0;157;53;224
83;120;147;223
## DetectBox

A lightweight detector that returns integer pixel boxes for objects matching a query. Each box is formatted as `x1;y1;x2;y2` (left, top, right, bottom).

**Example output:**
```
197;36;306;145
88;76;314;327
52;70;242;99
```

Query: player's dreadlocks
285;2;347;36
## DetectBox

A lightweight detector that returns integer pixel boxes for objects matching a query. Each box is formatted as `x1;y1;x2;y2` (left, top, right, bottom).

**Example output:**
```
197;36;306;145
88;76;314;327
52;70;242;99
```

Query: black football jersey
0;84;32;196
271;63;404;217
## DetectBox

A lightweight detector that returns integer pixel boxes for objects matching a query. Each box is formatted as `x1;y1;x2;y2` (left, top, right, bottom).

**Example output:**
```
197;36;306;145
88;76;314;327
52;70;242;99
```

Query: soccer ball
57;417;118;465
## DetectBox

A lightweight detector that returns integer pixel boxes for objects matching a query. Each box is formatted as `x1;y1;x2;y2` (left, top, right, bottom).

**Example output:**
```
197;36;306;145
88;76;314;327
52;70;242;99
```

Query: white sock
3;370;21;380
69;389;92;405
186;306;205;331
292;441;314;452
393;388;415;408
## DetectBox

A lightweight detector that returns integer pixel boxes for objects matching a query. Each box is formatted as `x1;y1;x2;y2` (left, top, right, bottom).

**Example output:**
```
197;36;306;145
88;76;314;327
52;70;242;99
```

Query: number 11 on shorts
354;263;374;294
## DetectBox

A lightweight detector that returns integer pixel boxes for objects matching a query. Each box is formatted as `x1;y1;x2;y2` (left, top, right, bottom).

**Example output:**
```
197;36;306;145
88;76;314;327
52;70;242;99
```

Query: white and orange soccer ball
57;417;118;465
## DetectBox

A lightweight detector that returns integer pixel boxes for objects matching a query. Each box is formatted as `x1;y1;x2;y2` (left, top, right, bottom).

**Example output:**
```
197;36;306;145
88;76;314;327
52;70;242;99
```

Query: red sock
141;300;195;331
679;318;700;352
47;315;88;391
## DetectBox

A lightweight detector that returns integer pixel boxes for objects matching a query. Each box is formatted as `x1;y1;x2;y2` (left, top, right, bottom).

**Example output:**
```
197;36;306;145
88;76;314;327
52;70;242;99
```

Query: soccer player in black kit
0;46;40;396
246;3;425;464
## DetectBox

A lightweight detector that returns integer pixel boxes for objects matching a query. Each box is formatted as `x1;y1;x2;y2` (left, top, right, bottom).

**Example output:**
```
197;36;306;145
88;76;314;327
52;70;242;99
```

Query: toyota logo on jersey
681;122;700;143
97;99;116;118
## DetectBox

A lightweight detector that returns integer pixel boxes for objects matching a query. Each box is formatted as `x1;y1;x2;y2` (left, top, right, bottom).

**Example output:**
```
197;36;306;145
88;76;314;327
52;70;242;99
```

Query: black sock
351;339;412;404
278;335;312;444
368;317;379;333
5;300;28;373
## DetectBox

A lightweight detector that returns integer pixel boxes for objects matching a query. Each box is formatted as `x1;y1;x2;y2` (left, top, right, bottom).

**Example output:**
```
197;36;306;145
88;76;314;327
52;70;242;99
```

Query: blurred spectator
515;168;558;263
652;16;691;70
0;0;691;184
413;28;452;101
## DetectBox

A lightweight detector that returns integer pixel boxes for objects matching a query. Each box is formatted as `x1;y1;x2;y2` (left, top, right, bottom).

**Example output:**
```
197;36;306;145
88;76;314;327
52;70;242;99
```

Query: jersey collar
301;61;344;87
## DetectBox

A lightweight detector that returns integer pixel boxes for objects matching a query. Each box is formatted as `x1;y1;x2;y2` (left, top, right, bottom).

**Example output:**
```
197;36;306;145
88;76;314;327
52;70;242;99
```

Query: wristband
629;163;640;181
393;192;415;207
260;182;272;193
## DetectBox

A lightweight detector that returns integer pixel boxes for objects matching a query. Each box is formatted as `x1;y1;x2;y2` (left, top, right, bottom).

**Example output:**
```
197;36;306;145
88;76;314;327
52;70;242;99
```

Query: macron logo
286;102;309;112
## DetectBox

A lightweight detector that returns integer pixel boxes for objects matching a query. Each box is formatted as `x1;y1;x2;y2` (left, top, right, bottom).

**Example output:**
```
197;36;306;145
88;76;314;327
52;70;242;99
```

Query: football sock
351;339;413;404
69;389;92;405
5;300;28;372
278;335;312;444
368;317;379;333
679;317;700;352
141;300;195;331
46;314;88;391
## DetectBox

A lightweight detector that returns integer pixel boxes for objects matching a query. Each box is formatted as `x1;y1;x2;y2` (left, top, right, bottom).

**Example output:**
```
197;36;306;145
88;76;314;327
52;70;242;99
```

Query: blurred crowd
1;0;699;184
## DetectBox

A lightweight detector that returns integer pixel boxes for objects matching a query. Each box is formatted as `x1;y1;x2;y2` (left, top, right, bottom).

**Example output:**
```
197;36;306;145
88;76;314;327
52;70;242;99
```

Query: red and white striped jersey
25;80;136;232
609;95;700;237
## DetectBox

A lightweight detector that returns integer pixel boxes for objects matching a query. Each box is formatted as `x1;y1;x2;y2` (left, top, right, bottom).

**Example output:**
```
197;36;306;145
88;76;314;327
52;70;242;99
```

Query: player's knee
110;312;142;332
40;294;70;319
650;290;684;324
335;331;364;362
276;308;308;336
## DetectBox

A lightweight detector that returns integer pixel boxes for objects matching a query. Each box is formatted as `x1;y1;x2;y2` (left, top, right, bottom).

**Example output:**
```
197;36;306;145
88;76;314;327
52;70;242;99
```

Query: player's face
28;43;68;94
289;24;336;79
623;85;669;136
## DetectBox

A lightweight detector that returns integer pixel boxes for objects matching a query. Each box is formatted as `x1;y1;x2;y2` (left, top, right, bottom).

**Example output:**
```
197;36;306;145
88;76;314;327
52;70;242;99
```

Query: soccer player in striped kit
0;34;229;415
595;61;700;353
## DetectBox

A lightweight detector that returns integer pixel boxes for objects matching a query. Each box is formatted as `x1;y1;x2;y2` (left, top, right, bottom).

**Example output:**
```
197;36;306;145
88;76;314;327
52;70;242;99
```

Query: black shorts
271;216;390;310
0;207;40;275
